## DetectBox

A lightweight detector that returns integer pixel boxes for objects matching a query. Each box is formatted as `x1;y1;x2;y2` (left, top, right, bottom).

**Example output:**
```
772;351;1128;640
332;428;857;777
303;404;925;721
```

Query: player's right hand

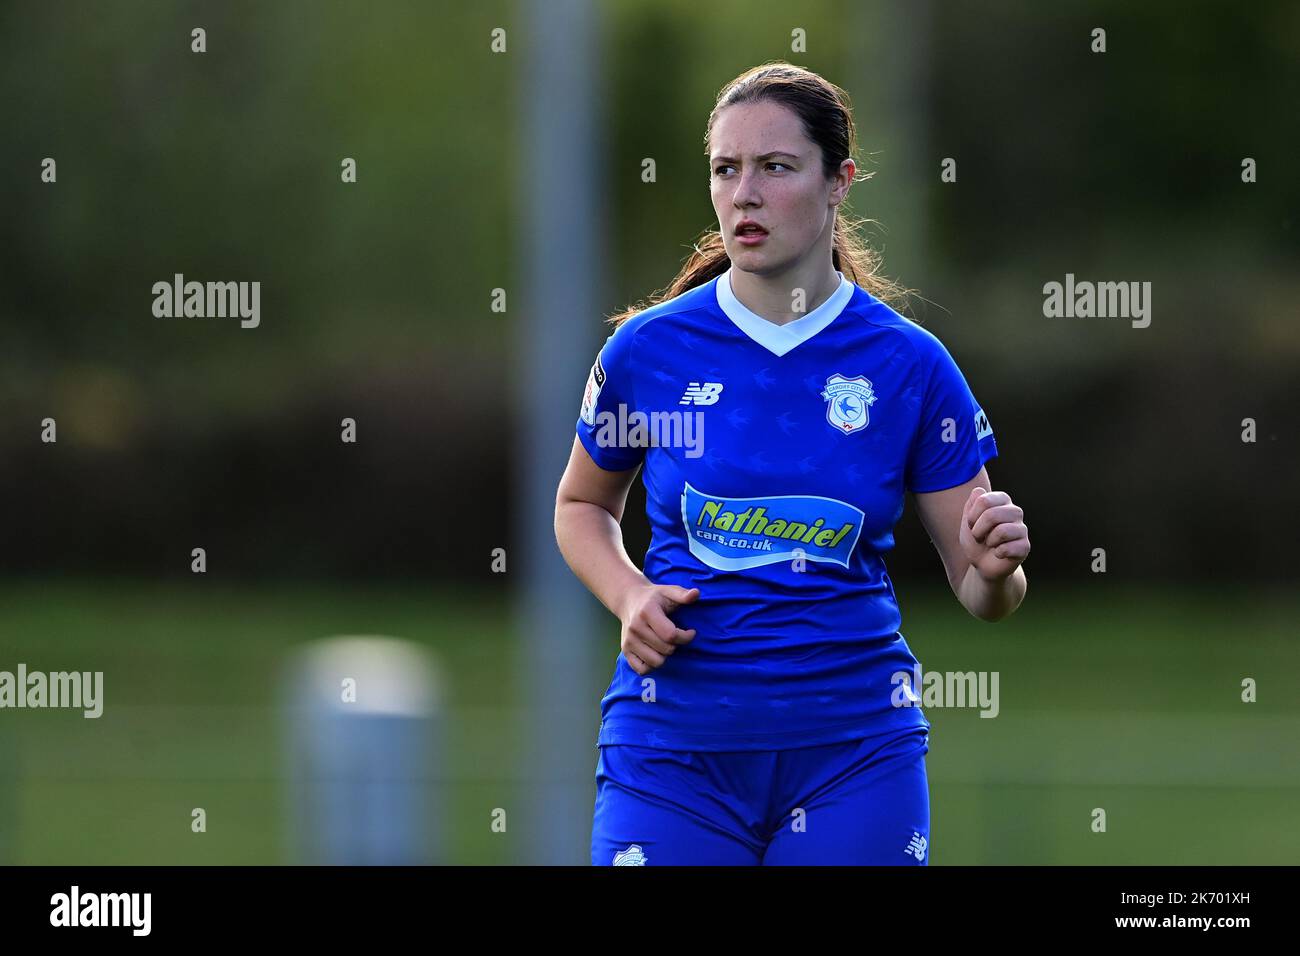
618;584;699;675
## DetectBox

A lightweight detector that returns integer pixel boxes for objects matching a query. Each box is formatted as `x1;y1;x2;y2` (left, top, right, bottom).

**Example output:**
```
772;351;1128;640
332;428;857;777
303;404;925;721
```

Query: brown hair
608;60;913;328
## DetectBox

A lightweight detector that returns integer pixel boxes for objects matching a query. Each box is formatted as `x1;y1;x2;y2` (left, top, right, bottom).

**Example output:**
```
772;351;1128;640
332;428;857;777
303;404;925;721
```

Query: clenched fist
960;486;1030;581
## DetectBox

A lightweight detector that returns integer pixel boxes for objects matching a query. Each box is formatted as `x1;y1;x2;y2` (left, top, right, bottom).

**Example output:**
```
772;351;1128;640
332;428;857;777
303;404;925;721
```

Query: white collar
715;266;855;357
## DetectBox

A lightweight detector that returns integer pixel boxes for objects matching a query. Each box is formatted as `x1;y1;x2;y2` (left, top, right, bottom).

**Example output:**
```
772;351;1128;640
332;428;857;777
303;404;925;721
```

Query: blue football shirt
575;267;998;750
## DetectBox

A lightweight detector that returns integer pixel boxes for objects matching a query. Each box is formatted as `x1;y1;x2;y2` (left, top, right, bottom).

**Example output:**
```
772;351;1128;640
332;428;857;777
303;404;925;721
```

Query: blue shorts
590;726;930;865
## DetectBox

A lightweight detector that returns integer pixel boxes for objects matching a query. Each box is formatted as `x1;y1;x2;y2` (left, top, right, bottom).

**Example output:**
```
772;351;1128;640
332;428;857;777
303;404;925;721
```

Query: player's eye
713;162;789;176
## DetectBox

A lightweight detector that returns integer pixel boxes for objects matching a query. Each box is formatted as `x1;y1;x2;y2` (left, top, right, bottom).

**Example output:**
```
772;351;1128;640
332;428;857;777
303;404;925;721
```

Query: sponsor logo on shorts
613;844;648;866
904;831;928;862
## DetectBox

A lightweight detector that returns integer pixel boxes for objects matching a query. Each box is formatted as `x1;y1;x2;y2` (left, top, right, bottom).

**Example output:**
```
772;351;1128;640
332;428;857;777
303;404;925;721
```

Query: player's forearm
554;500;651;620
956;564;1027;622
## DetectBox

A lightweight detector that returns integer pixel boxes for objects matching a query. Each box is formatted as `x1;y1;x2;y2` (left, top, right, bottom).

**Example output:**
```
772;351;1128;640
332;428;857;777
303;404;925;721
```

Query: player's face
708;100;843;276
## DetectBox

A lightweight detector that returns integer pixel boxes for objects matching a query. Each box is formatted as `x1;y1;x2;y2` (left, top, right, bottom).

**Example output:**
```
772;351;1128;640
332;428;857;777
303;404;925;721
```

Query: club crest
821;373;877;434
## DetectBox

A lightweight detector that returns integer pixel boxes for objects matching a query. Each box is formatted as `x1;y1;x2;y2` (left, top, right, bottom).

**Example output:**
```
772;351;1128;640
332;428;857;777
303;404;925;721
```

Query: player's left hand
960;487;1030;581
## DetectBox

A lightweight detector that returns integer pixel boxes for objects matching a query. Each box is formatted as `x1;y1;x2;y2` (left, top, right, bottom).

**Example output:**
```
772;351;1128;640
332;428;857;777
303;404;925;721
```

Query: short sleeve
905;336;998;493
575;327;646;472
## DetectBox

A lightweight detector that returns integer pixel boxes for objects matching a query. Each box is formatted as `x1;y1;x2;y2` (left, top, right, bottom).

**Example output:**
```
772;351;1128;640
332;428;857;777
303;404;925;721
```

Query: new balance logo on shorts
613;844;648;865
904;831;928;862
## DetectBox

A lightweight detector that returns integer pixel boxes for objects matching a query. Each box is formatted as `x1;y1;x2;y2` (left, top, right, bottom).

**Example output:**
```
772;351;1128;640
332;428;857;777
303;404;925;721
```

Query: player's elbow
965;604;1008;624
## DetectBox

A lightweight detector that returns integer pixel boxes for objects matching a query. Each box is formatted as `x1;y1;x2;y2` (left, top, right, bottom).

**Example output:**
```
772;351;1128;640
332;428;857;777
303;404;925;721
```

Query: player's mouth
734;221;769;246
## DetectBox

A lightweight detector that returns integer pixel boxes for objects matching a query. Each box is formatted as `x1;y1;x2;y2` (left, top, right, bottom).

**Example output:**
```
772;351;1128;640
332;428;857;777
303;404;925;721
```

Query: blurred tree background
3;0;1296;583
0;0;1296;864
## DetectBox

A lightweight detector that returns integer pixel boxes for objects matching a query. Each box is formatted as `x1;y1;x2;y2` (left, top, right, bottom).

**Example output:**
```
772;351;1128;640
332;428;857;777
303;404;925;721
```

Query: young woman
554;62;1029;865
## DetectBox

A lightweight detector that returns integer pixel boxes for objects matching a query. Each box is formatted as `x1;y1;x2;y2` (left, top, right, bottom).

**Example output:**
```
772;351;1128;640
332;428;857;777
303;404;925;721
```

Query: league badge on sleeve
821;373;877;435
580;352;606;426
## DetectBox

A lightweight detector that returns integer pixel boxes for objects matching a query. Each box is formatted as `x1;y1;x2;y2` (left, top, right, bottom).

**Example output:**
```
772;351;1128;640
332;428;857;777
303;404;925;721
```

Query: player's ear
832;158;855;197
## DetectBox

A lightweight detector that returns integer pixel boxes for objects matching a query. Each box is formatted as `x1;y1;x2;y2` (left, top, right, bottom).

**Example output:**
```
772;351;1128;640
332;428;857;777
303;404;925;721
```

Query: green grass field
1;578;1296;864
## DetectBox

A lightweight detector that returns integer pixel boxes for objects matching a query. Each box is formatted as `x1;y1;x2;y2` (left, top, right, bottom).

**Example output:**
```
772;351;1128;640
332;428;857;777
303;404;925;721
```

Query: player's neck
728;262;841;327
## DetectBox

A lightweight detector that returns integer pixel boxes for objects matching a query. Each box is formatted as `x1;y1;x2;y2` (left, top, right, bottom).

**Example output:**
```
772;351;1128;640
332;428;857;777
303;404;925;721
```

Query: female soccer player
554;61;1030;865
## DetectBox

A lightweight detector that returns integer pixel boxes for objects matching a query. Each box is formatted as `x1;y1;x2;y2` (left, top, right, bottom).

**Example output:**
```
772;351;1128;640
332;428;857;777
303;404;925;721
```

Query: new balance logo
904;831;928;862
680;382;724;405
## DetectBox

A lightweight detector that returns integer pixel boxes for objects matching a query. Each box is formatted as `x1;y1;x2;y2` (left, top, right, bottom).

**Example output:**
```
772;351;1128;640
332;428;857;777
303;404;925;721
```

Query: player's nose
733;170;763;207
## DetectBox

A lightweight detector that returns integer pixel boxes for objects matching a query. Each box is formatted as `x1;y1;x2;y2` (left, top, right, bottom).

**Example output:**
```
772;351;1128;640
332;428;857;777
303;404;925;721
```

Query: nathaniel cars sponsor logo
681;482;864;570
